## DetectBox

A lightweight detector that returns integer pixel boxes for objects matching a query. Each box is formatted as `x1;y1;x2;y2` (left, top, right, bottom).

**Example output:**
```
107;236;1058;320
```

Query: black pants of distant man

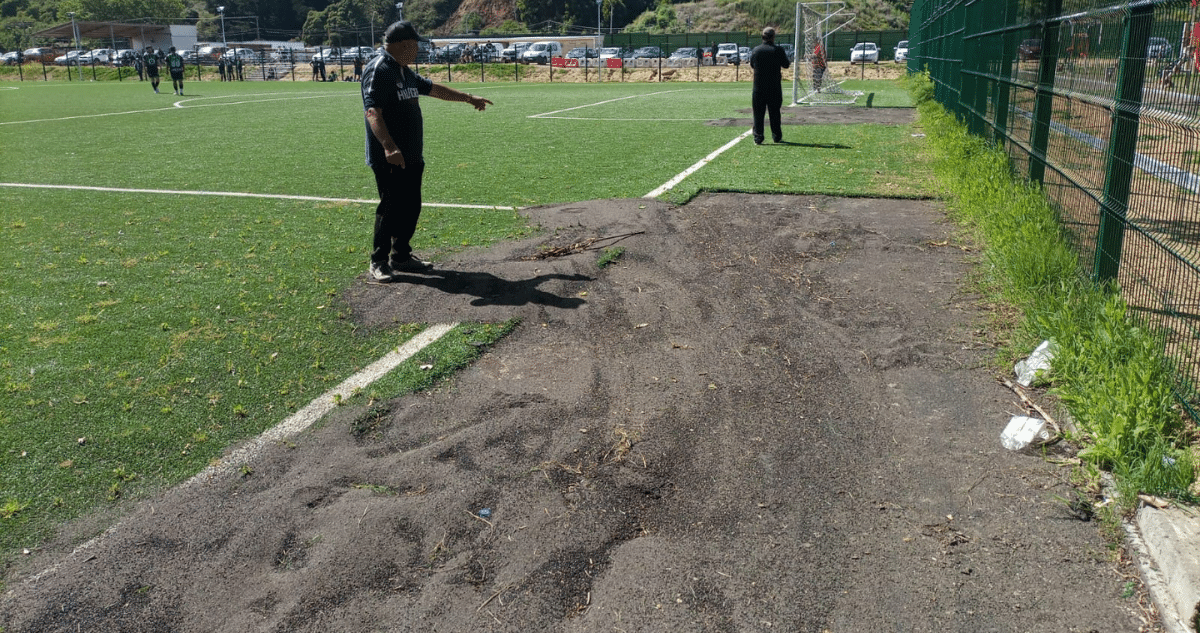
752;85;784;144
371;161;425;266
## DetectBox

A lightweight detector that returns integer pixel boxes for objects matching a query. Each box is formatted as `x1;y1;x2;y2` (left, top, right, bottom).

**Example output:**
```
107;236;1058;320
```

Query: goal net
793;1;863;105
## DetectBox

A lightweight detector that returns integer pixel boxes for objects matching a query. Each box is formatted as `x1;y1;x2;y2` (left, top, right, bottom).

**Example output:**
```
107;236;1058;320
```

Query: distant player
166;47;185;95
812;42;827;92
143;46;161;93
750;27;791;144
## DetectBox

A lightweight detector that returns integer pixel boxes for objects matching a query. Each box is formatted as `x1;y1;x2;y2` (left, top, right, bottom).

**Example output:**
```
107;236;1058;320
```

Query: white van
521;41;562;64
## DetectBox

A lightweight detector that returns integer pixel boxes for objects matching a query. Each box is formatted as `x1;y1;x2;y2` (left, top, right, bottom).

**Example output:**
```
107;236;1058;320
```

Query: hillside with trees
0;0;908;52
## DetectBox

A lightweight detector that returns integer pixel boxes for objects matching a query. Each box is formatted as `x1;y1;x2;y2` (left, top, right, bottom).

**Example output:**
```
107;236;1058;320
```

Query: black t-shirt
361;51;433;168
750;43;790;94
143;52;159;71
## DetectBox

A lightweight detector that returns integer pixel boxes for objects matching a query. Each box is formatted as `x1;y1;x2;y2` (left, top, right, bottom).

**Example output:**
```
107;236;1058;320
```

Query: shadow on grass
387;268;593;308
764;141;853;149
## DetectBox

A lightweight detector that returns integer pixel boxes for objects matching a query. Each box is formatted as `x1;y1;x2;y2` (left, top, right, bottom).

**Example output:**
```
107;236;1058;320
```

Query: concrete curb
1131;506;1200;633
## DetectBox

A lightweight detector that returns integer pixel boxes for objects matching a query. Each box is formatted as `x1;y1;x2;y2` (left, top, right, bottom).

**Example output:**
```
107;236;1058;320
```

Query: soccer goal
792;1;863;105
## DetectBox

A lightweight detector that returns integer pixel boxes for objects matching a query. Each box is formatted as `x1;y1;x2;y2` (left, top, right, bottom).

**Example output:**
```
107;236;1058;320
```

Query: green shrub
910;73;1195;506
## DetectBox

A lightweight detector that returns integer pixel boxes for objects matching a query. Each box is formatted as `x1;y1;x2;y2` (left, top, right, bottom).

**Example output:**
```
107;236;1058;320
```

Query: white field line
19;322;459;587
0;91;351;126
529;88;692;118
0;182;515;210
184;322;459;485
644;129;753;198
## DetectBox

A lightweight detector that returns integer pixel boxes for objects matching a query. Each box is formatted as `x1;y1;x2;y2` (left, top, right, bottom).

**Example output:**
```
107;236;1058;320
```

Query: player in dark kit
166;47;185;95
143;46;161;93
749;27;791;144
360;21;493;282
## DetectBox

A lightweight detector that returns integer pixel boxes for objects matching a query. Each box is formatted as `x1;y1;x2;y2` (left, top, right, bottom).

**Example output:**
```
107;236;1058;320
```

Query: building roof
34;21;169;42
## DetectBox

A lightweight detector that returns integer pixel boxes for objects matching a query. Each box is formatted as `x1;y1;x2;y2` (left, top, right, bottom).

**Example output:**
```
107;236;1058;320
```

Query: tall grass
910;73;1195;507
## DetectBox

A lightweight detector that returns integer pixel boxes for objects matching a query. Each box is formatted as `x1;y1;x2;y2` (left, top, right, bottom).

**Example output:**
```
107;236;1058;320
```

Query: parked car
197;45;225;61
22;47;56;63
53;50;85;65
668;47;698;60
415;40;432;63
181;50;199;64
717;42;739;63
850;42;879;64
566;47;597;59
1;51;20;65
430;42;465;63
624;46;663;60
739;46;751;64
1018;38;1041;61
339;46;374;62
1147;37;1172;60
780;43;795;61
521;41;562;64
111;49;138;66
223;48;259;63
79;48;114;64
311;47;338;62
894;40;909;62
499;42;529;63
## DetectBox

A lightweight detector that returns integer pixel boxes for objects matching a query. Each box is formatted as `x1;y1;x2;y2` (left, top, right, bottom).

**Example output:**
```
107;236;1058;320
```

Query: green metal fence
909;0;1200;404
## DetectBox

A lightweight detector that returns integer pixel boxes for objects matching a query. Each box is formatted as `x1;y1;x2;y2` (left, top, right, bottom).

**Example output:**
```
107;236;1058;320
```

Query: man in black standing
749;27;791;144
143;46;162;93
166;47;185;95
361;21;493;282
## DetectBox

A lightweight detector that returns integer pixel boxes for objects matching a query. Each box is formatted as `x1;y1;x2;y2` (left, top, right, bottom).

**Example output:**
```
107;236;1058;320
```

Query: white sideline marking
529;88;691;118
184;322;459;485
644;129;753;198
19;322;459;587
0;91;350;126
0;182;515;211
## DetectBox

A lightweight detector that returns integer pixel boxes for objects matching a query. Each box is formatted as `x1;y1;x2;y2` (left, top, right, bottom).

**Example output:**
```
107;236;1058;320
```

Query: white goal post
792;1;863;105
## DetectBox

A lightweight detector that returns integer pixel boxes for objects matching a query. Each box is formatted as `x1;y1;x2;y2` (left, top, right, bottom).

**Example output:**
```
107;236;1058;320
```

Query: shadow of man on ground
389;268;593;308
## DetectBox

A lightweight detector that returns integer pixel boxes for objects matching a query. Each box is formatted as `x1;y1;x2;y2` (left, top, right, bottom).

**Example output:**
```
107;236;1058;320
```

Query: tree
461;11;482;33
601;0;624;32
71;0;188;21
628;0;680;33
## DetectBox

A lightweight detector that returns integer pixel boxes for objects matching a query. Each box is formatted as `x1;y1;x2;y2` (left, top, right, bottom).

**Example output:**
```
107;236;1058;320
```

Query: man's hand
384;145;406;168
469;95;493;112
366;107;406;169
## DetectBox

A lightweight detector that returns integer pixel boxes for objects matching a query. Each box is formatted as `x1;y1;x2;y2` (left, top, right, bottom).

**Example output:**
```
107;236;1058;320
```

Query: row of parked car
849;41;911;64
2;40;916;69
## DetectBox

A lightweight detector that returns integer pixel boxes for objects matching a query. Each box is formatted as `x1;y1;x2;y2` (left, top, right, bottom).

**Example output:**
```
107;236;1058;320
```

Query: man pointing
361;21;493;282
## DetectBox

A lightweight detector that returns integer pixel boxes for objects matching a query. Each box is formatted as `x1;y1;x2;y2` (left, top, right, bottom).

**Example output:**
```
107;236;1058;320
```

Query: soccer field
0;77;927;560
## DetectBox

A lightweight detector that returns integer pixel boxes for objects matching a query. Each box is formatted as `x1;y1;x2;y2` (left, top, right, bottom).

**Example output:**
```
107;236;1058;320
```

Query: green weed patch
911;74;1196;507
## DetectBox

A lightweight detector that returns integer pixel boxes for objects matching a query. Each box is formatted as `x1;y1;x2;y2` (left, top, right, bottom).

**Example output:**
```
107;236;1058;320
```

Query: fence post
1029;0;1063;184
1094;4;1153;282
992;13;1018;145
963;2;988;137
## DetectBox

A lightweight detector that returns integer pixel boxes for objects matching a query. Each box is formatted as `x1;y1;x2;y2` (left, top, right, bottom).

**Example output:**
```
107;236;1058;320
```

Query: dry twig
521;232;645;260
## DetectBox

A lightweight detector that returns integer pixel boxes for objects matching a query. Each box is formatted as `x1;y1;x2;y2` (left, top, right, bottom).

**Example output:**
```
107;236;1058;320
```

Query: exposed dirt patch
708;105;916;128
1;185;1144;631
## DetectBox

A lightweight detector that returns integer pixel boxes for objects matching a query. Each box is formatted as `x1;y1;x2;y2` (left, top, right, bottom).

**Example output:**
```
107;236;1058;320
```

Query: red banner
605;58;623;69
551;57;578;68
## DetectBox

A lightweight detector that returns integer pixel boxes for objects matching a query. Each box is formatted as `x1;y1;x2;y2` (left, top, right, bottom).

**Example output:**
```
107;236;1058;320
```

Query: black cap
384;21;430;44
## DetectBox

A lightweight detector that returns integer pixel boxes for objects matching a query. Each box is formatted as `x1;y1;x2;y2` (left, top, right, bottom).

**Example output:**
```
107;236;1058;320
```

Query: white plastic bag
1015;340;1055;387
1001;415;1054;450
